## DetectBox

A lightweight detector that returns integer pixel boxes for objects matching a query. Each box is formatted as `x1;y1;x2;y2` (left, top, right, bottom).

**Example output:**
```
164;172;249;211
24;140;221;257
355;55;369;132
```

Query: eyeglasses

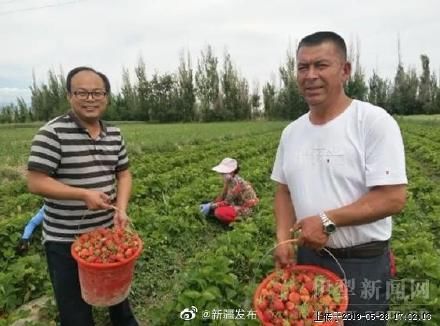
72;90;107;100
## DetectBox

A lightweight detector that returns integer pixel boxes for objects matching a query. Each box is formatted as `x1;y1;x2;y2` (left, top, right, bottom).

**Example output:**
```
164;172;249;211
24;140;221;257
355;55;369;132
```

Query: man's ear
342;61;352;83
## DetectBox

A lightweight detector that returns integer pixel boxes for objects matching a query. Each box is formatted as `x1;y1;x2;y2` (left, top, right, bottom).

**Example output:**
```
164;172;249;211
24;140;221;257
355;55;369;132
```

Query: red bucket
254;264;348;325
71;235;143;307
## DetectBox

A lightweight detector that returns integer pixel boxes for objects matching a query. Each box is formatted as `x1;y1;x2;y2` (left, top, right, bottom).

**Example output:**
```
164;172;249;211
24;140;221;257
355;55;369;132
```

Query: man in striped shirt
27;66;138;326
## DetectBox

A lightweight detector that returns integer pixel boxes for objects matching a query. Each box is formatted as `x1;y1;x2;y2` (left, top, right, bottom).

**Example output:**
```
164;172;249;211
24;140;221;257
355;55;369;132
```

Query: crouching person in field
200;157;259;224
16;205;45;254
26;66;138;326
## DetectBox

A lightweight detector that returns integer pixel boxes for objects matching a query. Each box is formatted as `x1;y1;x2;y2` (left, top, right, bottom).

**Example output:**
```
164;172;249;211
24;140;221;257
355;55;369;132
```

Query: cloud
0;88;31;106
0;0;439;98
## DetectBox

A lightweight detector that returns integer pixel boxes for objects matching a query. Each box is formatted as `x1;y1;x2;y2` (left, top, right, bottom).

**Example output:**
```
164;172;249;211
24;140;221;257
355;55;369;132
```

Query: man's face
68;70;108;123
296;41;351;108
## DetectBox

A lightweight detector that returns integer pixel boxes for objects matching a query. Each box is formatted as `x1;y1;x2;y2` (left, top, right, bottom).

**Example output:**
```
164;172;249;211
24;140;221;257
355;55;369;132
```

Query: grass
397;114;440;122
0;120;287;168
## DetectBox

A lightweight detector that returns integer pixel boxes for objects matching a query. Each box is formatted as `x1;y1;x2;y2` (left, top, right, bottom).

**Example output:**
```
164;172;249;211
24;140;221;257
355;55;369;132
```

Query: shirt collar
67;110;107;137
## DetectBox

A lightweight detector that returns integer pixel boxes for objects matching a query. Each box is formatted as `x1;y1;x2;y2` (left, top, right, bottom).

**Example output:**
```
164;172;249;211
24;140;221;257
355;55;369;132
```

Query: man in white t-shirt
271;31;407;324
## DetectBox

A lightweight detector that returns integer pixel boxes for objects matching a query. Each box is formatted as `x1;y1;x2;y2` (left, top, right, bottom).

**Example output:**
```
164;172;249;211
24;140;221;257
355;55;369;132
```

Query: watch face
326;224;336;233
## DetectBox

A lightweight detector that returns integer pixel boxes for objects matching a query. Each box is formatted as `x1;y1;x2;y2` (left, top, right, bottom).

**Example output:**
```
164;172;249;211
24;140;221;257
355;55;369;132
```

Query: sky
1;0;439;106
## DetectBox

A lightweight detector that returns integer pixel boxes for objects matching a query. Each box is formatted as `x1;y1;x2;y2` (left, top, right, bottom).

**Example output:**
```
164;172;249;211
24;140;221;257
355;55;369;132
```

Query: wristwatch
319;212;336;235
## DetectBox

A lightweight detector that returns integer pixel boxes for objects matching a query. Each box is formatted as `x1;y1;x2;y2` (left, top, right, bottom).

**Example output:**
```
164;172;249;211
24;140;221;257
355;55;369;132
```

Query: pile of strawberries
255;266;346;326
72;227;141;264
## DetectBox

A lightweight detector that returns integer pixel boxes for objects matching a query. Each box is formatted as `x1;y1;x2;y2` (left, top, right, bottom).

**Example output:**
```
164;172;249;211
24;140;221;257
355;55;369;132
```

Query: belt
320;240;389;259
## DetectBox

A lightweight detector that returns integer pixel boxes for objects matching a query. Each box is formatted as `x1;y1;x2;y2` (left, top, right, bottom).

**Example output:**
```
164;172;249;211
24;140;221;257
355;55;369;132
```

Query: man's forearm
327;184;407;227
27;171;86;201
274;183;296;243
115;170;132;211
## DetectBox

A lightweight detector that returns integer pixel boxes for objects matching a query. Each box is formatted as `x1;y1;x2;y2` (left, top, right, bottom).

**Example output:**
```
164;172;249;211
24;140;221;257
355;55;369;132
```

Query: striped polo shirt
27;111;129;243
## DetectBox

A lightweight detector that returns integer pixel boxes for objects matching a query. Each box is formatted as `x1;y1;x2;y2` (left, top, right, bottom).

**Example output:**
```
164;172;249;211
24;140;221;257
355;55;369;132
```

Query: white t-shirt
271;100;407;248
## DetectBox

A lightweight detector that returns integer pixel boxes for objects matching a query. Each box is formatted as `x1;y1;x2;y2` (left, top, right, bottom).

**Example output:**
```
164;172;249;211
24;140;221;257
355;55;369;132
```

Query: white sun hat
212;157;238;173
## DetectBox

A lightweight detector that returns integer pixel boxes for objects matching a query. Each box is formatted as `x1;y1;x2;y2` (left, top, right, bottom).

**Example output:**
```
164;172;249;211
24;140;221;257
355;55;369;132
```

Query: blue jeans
45;242;139;326
298;246;391;326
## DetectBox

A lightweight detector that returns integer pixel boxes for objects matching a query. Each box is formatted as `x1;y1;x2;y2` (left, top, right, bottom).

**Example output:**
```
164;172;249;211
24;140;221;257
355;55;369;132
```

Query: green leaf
182;290;201;300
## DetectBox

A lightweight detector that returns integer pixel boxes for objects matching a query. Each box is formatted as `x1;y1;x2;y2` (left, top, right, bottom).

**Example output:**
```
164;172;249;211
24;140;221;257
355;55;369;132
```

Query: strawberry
272;299;285;311
319;294;333;307
286;301;295;311
289;308;300;320
288;291;301;304
272;281;283;294
263;309;274;322
304;281;314;293
257;298;268;310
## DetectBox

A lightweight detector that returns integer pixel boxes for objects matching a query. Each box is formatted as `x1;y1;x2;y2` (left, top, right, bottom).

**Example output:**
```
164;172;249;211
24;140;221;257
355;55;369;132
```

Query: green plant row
127;135;280;322
387;127;440;325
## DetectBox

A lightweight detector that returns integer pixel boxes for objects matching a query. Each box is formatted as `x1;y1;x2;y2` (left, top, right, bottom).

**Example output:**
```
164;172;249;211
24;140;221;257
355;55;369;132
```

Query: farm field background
0;118;439;325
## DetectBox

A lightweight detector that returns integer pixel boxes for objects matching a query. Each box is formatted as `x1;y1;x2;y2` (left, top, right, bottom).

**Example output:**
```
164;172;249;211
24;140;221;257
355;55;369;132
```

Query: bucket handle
76;205;137;233
254;238;347;285
109;205;138;232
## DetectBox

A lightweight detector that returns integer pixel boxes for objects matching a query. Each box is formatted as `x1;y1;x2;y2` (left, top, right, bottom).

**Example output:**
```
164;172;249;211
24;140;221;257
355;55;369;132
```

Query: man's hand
16;239;30;255
274;239;298;269
113;209;129;228
83;190;112;210
293;215;328;250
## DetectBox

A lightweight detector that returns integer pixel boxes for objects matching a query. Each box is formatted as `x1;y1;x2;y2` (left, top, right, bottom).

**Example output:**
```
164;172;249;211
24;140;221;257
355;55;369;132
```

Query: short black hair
297;31;347;61
232;165;240;175
66;66;111;94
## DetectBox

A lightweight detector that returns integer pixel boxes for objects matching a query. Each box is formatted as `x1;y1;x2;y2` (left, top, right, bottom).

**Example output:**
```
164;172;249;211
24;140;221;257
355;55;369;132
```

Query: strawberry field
0;119;439;325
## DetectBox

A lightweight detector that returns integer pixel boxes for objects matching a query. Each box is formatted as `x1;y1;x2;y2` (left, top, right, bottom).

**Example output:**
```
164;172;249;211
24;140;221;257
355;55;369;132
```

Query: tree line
1;45;439;124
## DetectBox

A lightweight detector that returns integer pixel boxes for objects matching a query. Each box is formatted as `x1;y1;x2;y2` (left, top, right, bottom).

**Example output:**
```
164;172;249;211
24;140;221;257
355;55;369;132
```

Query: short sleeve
116;135;129;172
365;114;407;187
27;125;61;175
271;133;287;184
